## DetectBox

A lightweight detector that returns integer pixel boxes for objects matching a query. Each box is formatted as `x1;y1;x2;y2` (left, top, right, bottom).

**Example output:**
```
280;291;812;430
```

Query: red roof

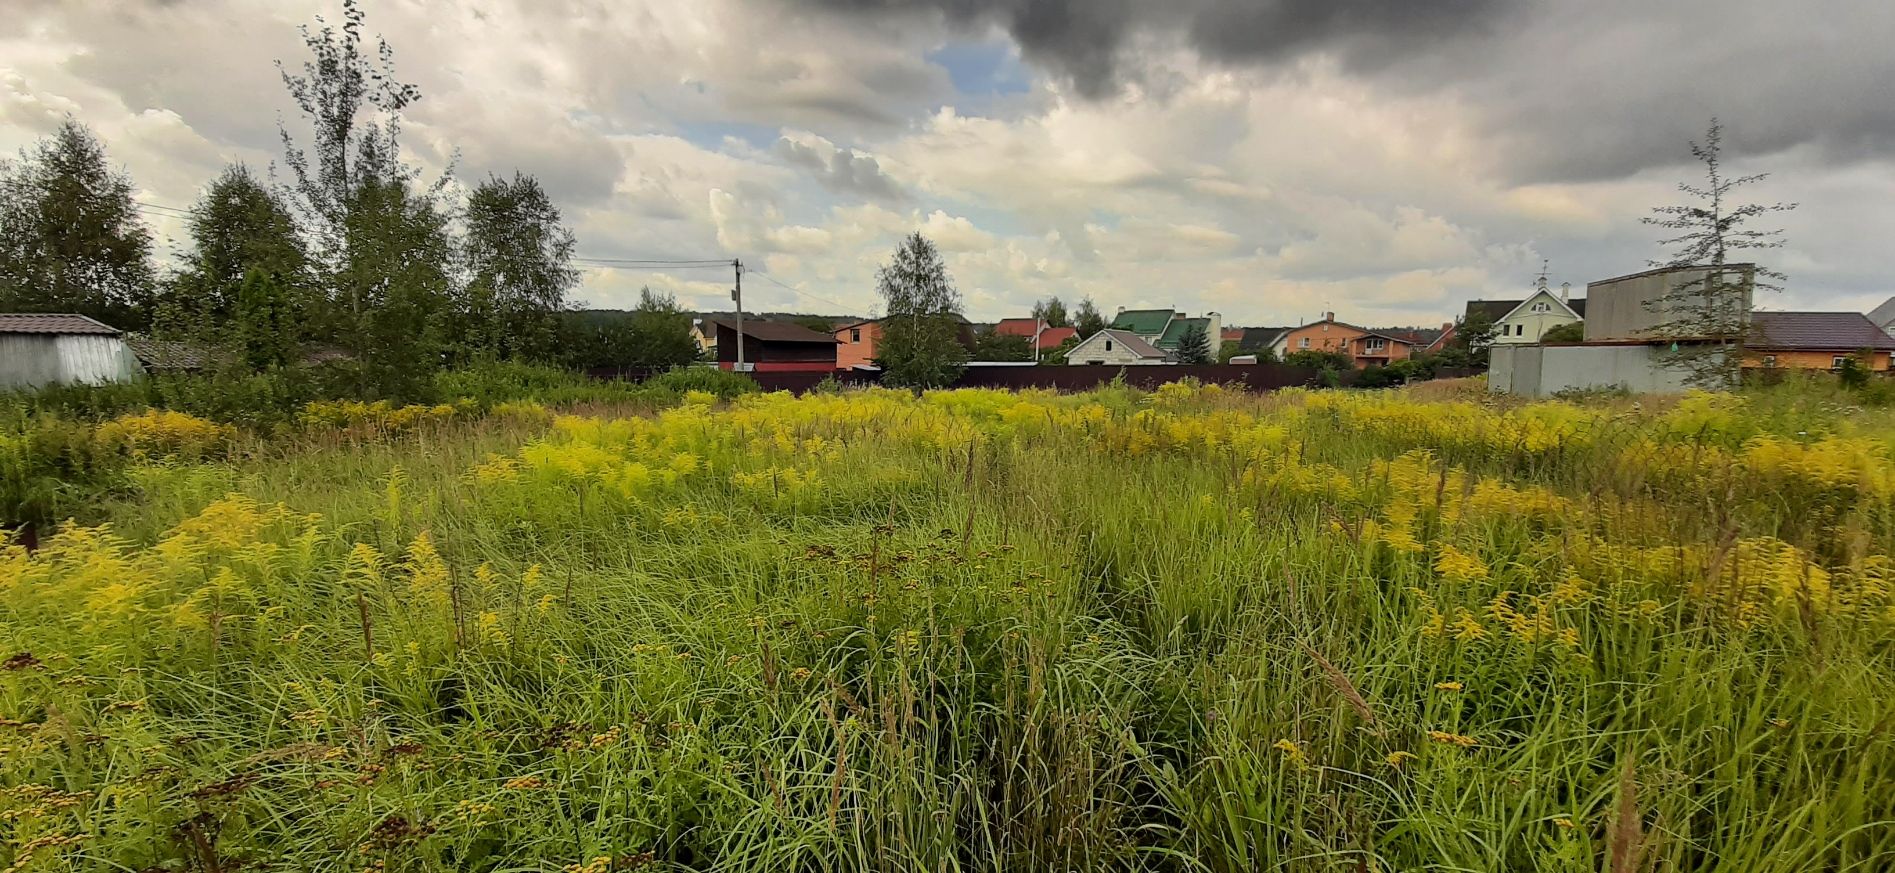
1037;327;1077;350
994;318;1041;337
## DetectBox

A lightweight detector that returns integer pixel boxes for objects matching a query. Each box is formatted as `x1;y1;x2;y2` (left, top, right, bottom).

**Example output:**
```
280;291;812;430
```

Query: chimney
1560;282;1571;302
1323;311;1335;322
1441;322;1453;331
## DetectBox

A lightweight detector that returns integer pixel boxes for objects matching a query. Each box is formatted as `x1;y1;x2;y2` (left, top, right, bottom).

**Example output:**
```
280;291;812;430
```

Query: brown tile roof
702;317;840;344
0;313;122;335
1750;311;1895;351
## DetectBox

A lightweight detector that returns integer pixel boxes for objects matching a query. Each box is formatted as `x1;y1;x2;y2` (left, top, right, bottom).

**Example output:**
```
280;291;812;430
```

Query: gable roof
1037;326;1078;350
1356;330;1420;346
1468;293;1585;325
835;313;972;331
1496;290;1584;323
1238;327;1291;351
0;313;121;335
1109;309;1175;335
1155;316;1213;350
1869;296;1895;329
993;318;1042;337
702;317;839;344
1072;328;1165;358
1750;311;1895;351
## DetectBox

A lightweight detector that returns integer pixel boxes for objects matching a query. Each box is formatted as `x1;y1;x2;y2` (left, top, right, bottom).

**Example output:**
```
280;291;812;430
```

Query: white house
0;313;143;390
1868;296;1895;338
1468;278;1585;345
1065;329;1168;365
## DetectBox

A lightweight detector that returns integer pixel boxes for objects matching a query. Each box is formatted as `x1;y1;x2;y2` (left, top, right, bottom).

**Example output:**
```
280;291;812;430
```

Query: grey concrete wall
1494;343;1724;397
1585;266;1753;341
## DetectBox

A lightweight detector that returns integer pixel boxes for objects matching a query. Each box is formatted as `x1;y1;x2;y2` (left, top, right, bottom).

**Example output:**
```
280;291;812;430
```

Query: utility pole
732;258;745;371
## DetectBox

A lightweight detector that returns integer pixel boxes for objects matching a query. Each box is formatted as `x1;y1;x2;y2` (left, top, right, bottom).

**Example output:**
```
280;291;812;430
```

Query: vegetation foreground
3;381;1893;871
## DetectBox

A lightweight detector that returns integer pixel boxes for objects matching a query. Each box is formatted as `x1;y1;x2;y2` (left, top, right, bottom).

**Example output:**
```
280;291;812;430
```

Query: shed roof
703;317;840;344
1750;311;1895;351
0;313;121;335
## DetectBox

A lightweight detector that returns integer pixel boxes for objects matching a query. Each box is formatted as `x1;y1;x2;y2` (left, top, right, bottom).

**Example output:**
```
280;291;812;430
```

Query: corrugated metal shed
0;313;143;390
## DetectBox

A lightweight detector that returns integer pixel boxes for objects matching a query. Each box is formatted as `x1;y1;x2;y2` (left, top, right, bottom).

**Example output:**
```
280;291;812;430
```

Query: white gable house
1489;282;1584;345
1065;329;1168;365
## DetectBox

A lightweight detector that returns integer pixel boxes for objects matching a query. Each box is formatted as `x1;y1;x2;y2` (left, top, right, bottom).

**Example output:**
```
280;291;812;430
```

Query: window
1761;355;1777;368
850;328;861;343
1299;337;1311;349
1514;324;1526;336
1364;338;1386;351
1105;340;1114;352
1531;302;1550;313
1833;356;1850;370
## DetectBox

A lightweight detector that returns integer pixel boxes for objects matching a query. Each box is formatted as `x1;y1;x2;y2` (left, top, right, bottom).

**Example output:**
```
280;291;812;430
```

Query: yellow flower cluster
93;408;234;460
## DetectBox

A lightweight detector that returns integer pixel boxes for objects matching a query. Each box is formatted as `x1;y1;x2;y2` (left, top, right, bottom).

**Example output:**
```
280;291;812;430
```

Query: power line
747;270;856;312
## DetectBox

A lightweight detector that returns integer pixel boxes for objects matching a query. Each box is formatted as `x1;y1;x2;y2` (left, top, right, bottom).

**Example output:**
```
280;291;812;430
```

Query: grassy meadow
3;378;1894;871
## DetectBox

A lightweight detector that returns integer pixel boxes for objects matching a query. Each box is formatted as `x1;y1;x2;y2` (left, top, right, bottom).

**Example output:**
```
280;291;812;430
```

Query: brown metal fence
589;364;1478;395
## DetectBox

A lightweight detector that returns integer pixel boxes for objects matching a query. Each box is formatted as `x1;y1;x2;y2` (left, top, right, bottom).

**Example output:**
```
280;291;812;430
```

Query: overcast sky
5;0;1892;326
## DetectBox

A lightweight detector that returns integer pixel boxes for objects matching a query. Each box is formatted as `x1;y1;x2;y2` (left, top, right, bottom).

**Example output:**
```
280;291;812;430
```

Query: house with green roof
1108;308;1221;362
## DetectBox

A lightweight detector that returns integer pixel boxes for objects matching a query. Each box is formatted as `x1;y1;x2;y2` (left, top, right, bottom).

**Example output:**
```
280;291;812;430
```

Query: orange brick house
1273;313;1370;362
1350;331;1421;368
834;315;977;369
1745;311;1895;371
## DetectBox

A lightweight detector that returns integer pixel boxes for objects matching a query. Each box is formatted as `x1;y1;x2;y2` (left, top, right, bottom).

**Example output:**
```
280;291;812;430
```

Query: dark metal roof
123;336;209;370
702;317;840;344
1750;311;1895;351
1464;297;1584;323
1237;327;1290;351
0;313;122;335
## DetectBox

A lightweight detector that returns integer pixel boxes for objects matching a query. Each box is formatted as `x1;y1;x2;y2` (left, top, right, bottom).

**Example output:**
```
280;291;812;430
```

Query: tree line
0;0;702;401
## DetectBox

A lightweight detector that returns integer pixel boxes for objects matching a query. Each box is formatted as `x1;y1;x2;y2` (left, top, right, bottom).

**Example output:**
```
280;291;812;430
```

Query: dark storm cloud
788;0;1514;97
789;0;1895;182
776;136;908;202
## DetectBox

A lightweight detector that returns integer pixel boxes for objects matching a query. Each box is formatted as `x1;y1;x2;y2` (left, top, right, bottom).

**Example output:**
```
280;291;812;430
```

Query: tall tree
0;120;154;328
1031;296;1071;329
1174;323;1212;364
276;0;424;267
1073;297;1107;338
972;330;1034;362
166;164;309;341
559;288;698;372
460;172;579;361
276;0;455;397
332;174;457;400
874;232;967;389
1642;118;1795;387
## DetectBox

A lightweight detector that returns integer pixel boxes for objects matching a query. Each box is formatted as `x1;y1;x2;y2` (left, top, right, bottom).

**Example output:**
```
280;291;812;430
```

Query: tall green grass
1;381;1891;871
